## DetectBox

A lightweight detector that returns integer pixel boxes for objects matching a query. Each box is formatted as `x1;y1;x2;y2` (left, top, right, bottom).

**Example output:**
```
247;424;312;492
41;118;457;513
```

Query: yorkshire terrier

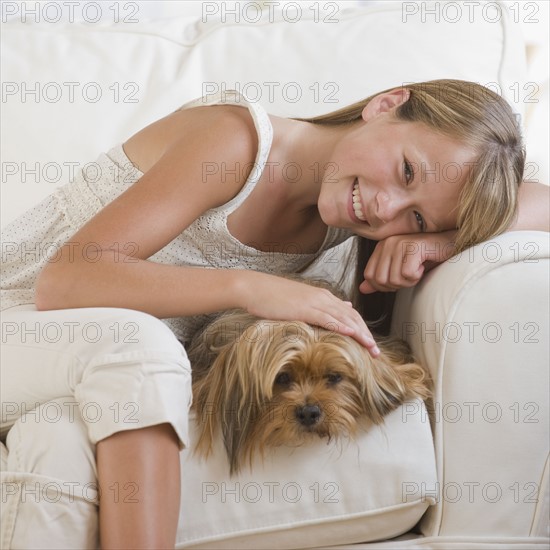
187;278;432;475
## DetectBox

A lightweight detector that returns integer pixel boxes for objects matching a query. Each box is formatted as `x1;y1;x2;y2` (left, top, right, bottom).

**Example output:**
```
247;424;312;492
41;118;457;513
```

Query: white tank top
1;90;353;342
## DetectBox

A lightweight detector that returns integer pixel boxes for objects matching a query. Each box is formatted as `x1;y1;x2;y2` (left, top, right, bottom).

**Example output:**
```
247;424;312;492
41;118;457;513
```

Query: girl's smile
351;178;369;224
267;88;478;241
317;114;478;240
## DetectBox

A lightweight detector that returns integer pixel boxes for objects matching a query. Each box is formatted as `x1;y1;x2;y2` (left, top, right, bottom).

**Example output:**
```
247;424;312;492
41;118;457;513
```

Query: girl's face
317;92;477;240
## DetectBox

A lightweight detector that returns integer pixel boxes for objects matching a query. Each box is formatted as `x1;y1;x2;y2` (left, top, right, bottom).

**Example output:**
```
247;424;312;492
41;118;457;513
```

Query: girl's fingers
359;279;377;294
373;249;392;287
364;245;423;292
399;250;424;282
323;308;380;357
364;247;396;292
362;279;399;293
346;326;380;356
248;278;380;357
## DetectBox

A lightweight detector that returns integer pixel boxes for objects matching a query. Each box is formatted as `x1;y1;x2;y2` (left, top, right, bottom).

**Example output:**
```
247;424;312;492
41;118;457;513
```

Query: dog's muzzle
295;404;322;427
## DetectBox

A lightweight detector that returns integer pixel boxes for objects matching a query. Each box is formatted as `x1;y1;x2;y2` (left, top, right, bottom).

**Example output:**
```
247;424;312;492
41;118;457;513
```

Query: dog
186;278;432;475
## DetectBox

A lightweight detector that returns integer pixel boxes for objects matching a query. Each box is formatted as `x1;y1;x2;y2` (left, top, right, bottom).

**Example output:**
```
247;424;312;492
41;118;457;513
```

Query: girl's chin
318;190;364;231
318;205;346;230
316;198;335;225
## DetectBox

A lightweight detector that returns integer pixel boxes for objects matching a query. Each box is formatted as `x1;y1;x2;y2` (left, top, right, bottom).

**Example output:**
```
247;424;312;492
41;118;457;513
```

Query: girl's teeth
353;181;366;221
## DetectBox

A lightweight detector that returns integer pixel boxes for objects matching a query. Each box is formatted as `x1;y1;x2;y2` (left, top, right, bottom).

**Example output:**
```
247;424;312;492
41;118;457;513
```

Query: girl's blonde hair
294;79;526;332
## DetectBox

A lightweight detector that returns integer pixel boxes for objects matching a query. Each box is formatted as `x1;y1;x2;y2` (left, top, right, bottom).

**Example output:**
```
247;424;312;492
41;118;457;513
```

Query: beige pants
1;304;192;549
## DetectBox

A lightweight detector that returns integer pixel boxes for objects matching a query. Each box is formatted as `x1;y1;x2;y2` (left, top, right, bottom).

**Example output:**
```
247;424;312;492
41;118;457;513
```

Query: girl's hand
238;272;381;358
359;231;457;294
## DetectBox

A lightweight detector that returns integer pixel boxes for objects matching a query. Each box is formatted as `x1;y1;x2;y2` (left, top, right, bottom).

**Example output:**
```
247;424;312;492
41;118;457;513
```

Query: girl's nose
375;190;409;223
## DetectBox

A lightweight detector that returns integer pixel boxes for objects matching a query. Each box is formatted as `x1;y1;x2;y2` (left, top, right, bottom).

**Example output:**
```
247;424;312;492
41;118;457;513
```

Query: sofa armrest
391;231;550;538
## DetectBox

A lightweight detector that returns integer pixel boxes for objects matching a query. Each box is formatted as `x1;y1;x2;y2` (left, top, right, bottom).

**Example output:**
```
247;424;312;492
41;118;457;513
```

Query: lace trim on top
104;90;352;262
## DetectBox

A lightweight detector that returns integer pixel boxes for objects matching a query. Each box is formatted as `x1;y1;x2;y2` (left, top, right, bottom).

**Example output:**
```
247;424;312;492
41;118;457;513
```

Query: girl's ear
362;88;411;121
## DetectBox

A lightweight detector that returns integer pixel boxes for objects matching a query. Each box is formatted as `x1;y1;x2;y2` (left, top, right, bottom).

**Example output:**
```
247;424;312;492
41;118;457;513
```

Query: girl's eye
404;158;424;231
403;159;414;184
414;211;426;232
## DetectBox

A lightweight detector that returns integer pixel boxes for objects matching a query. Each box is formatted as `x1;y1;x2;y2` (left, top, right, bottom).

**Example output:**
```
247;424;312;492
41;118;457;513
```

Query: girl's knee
44;307;192;375
2;307;192;448
2;305;187;366
73;312;193;447
82;307;186;358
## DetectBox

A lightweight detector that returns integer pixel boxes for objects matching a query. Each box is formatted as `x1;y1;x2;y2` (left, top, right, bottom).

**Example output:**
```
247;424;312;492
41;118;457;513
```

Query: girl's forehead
394;123;475;170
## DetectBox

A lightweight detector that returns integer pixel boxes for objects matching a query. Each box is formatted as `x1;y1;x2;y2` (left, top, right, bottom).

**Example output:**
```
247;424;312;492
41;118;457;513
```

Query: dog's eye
325;373;342;385
275;372;292;386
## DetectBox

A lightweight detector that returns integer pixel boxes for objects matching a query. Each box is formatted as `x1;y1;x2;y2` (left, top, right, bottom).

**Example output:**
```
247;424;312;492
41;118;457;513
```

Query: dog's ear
188;310;253;382
357;351;432;424
191;345;230;460
192;338;264;476
393;361;432;402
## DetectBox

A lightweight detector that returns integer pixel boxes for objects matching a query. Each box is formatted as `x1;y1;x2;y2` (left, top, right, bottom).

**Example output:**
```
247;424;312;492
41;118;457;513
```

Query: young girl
1;79;548;548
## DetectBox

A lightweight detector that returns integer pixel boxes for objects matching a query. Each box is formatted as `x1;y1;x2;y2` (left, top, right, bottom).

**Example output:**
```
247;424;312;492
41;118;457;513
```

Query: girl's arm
36;108;256;316
360;180;549;294
36;109;378;352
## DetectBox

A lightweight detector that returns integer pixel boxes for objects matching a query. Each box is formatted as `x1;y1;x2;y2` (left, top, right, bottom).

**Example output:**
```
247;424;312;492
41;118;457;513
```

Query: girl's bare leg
97;423;181;549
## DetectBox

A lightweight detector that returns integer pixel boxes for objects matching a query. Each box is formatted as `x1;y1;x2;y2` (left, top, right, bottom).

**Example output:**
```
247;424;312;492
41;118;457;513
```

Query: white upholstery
1;2;548;549
391;231;550;542
0;396;435;549
171;404;435;549
1;1;528;226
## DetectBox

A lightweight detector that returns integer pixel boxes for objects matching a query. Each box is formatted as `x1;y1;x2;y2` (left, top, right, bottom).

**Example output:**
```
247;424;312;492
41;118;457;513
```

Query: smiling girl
1;79;548;548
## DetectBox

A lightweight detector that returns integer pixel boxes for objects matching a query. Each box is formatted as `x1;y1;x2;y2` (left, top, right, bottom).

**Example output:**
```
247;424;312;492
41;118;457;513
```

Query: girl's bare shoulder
123;103;258;175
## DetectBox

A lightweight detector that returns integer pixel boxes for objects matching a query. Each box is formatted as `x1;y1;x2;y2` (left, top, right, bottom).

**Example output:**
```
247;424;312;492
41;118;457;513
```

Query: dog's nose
295;404;321;426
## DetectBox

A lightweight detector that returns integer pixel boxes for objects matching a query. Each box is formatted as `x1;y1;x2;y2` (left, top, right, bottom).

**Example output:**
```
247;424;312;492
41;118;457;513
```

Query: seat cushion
1;399;436;549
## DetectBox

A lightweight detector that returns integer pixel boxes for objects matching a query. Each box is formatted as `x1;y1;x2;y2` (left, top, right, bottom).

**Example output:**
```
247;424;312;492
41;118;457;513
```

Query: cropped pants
0;304;193;549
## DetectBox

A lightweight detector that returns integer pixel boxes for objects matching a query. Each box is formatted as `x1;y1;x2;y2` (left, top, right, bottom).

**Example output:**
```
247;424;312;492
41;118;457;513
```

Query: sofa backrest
1;1;527;227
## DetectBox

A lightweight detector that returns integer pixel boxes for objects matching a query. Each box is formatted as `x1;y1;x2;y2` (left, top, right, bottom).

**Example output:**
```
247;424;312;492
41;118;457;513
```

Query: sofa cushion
178;403;436;549
1;398;436;549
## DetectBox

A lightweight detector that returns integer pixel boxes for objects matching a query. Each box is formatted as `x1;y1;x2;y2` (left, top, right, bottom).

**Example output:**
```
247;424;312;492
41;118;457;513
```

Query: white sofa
1;2;548;549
